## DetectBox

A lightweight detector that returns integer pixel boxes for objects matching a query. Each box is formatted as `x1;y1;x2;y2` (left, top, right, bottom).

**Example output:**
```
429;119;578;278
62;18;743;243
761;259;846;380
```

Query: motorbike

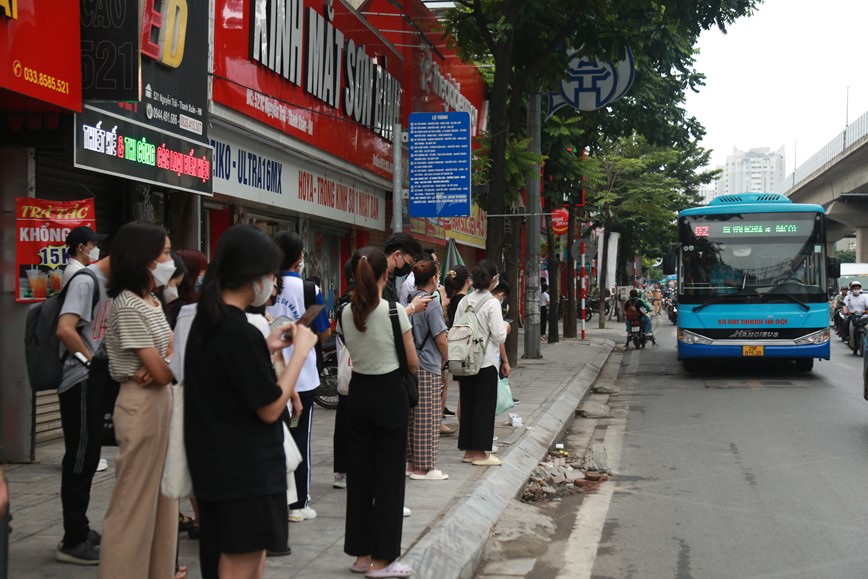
834;305;848;340
313;335;339;409
628;319;647;349
581;296;612;322
849;313;868;357
667;296;678;325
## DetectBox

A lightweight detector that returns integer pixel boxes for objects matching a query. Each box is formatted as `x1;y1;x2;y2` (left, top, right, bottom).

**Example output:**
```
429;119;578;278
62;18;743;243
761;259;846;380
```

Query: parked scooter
581;296;612;322
313;335;339;409
849;313;868;357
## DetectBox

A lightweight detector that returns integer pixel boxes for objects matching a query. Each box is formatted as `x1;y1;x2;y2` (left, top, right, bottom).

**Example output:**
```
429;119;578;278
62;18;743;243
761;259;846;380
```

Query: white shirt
61;258;87;288
455;290;508;369
540;291;550;307
845;292;868;314
399;272;415;306
267;274;320;392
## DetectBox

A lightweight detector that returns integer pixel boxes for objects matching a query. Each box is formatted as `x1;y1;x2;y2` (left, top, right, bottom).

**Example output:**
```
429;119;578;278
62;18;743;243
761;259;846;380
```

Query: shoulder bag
388;301;418;408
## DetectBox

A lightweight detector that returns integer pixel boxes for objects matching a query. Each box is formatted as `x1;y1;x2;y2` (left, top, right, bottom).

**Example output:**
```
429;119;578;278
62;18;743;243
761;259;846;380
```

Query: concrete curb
401;338;615;579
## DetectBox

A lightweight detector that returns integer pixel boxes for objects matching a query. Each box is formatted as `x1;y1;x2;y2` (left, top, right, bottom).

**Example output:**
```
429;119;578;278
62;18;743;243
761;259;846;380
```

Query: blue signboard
408;111;471;218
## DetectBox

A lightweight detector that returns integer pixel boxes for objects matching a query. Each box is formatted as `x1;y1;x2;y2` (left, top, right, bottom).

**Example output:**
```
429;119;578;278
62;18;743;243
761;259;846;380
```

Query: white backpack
447;294;494;376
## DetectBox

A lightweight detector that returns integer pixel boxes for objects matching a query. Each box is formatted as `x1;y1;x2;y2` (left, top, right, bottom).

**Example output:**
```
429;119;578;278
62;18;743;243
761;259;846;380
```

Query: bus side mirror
662;254;677;275
827;257;841;279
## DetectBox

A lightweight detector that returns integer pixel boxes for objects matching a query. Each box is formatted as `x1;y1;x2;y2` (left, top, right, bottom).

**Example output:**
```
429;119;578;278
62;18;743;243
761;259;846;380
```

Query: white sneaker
403;507;411;517
96;459;108;472
333;473;347;489
288;507;317;522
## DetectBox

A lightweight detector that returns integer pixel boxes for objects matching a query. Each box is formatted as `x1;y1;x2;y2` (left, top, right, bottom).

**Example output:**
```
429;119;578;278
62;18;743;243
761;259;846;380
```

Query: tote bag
161;382;193;499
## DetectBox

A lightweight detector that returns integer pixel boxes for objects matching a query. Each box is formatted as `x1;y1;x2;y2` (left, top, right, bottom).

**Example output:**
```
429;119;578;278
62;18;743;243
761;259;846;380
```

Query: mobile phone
504;318;514;324
289;416;300;428
73;351;91;368
281;304;326;340
270;315;293;330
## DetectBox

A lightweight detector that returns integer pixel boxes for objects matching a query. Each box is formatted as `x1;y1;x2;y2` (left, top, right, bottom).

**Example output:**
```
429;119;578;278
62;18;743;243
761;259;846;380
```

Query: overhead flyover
776;110;868;260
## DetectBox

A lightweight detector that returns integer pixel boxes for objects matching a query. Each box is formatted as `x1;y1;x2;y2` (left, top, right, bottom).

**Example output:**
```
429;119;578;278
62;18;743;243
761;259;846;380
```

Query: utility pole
524;94;542;359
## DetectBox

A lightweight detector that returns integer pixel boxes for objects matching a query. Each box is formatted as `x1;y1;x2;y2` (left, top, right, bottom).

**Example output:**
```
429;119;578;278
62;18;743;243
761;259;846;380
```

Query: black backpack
24;268;100;391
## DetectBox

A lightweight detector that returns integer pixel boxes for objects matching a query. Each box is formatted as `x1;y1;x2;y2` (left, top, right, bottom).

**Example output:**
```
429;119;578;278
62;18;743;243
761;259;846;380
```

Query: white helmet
850;281;862;290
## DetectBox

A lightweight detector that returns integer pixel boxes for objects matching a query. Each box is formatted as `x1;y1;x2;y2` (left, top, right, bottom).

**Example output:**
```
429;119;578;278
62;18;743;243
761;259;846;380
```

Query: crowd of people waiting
47;222;514;579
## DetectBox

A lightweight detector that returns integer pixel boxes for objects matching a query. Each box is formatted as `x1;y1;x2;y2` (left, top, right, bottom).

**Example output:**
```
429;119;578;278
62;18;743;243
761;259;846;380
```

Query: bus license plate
743;346;764;357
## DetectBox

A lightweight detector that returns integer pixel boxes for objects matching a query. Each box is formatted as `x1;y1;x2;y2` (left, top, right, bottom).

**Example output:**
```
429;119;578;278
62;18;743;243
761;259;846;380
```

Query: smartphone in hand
280;304;325;341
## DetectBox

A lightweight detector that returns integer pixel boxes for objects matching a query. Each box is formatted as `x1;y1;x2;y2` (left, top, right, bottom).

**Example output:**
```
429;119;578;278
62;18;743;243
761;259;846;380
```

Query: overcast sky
684;0;868;174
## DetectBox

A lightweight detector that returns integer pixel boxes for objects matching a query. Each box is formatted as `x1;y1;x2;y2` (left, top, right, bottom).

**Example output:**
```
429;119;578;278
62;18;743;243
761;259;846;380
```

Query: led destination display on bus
686;219;807;238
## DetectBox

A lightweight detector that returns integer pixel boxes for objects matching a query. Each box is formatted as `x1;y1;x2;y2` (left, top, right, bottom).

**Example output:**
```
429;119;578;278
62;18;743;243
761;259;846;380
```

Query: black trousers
290;390;315;509
457;366;498;452
540;306;548;335
58;379;103;547
344;371;408;562
333;393;349;474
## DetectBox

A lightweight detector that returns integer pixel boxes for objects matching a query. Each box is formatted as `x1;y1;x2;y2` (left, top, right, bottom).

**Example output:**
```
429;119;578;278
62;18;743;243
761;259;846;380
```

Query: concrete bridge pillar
858;227;868;262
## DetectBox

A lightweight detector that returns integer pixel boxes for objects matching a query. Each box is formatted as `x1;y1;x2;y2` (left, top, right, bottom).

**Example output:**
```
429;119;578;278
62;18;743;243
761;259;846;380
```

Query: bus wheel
683;359;700;373
795;358;814;372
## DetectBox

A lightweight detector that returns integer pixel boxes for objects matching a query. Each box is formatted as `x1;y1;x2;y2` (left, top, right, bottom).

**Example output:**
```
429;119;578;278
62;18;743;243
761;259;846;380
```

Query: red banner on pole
16;198;98;303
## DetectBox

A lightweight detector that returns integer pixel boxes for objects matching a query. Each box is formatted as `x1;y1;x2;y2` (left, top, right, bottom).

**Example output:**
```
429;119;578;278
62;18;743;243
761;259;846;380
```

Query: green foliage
472;133;544;210
837;248;856;264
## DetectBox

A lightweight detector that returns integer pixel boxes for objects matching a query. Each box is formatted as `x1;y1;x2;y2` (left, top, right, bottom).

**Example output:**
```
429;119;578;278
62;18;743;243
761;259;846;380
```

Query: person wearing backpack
61;226;107;288
268;232;331;523
623;289;654;344
452;260;509;467
54;256;112;565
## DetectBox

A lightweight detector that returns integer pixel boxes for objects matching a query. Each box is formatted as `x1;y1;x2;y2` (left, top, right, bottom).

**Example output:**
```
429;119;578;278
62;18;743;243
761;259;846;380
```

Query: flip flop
365;561;414;578
472;455;502;466
351;561;371;574
461;457;474;463
409;469;449;481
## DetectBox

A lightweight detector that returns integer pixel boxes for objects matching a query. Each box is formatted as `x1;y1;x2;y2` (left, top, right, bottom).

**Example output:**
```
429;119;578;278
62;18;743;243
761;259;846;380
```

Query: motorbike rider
623;289;656;346
842;281;868;344
832;285;848;335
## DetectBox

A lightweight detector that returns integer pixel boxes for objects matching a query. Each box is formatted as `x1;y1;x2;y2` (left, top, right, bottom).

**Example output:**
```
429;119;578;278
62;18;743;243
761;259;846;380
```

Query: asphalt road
573;322;868;579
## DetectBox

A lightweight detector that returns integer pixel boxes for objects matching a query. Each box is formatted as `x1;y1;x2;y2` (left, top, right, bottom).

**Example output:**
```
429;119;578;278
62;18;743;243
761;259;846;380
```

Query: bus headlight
678;329;713;345
794;329;830;345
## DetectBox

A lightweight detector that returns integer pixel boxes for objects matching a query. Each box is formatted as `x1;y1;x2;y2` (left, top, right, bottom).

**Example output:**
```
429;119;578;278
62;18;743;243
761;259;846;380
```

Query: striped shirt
106;290;172;383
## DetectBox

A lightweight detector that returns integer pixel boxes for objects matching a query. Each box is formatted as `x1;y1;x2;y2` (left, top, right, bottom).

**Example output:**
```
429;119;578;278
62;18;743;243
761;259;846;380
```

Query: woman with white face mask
100;222;179;579
184;225;316;578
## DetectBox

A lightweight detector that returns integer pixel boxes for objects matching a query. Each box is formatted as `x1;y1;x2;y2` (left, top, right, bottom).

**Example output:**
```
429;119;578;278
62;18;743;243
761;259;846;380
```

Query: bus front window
679;212;825;303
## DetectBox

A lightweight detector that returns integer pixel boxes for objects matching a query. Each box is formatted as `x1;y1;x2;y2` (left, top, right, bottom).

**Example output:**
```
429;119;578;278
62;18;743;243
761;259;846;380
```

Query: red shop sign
0;0;82;111
15;198;98;303
551;208;570;235
212;0;404;179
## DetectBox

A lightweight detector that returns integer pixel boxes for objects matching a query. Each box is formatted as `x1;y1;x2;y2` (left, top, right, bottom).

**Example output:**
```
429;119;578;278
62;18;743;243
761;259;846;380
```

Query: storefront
1;0;213;459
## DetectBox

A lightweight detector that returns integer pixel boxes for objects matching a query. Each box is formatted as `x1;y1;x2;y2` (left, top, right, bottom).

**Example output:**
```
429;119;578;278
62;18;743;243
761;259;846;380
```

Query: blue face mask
195;275;204;292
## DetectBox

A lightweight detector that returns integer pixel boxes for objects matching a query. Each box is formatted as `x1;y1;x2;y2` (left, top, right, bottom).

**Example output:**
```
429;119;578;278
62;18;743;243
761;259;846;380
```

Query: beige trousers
99;381;178;579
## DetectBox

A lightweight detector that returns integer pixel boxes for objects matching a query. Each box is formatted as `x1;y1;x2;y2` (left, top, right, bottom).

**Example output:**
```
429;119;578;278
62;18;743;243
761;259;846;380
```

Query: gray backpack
447;294;494;376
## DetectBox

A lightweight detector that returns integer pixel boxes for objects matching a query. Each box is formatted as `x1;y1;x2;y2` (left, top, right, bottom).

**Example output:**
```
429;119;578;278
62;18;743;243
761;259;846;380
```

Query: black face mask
395;263;412;277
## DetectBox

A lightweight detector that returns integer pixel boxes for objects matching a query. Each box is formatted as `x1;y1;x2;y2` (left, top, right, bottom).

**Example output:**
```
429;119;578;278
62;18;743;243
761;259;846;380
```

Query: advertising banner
75;105;213;196
210;126;386;230
0;0;83;111
80;0;141;101
15;198;98;303
89;0;209;144
212;0;404;179
408;203;487;249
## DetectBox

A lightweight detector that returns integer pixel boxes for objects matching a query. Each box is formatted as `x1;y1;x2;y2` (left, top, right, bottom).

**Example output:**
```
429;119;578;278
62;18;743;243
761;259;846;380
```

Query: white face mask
84;246;100;262
853;289;862;296
150;259;176;287
297;261;305;276
163;286;179;303
253;275;275;307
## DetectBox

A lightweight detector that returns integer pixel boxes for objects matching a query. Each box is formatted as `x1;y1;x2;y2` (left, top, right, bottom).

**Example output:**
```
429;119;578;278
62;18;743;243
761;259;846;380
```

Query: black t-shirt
446;292;466;328
184;306;285;501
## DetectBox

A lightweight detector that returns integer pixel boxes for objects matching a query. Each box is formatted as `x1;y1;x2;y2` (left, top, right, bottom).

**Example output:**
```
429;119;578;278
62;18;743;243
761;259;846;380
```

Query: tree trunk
563;204;577;338
598;228;609;329
545;212;560;343
504;214;522;363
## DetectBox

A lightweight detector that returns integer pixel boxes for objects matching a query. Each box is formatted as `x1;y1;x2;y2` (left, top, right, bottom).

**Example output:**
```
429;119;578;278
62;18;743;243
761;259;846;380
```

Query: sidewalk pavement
5;323;624;579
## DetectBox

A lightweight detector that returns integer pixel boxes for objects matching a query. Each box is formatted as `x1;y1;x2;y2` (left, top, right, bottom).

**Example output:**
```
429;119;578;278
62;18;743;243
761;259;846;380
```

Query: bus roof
680;193;824;217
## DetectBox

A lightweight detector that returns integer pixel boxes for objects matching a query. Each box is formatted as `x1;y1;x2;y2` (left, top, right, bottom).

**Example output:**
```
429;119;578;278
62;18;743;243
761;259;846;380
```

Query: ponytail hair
412;259;437;288
191;225;281;344
444;264;469;298
350;246;388;332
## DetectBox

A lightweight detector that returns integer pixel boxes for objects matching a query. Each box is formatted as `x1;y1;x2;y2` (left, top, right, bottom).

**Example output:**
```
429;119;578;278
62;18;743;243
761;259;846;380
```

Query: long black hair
350;246;388;332
107;222;167;298
191;225;282;343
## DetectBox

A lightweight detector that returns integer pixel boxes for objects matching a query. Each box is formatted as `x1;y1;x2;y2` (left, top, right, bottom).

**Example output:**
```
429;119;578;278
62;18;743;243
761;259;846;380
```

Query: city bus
667;192;839;372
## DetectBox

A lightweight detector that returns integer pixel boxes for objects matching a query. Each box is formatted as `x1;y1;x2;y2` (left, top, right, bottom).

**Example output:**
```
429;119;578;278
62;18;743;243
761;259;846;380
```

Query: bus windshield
678;212;826;304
